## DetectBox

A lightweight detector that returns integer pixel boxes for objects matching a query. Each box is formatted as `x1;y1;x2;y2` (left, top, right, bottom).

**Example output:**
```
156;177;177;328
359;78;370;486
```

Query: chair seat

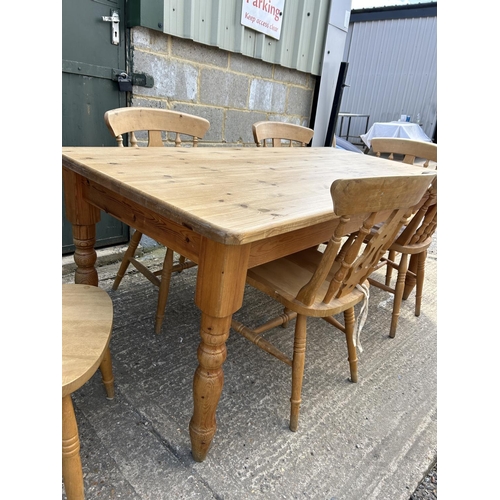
62;284;114;397
247;247;367;317
390;236;433;254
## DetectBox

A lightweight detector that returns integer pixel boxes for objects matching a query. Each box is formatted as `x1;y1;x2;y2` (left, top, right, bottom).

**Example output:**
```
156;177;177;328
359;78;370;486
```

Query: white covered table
360;121;431;149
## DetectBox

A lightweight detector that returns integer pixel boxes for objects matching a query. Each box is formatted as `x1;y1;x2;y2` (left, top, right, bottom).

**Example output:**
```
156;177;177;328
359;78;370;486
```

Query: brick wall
130;27;317;147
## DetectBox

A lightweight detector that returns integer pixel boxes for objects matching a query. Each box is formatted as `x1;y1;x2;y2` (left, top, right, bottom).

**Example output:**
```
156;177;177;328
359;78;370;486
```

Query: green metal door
62;0;129;254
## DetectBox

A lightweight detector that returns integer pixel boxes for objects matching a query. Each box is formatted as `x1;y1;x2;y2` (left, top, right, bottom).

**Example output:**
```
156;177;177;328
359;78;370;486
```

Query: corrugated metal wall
338;14;437;140
161;0;330;75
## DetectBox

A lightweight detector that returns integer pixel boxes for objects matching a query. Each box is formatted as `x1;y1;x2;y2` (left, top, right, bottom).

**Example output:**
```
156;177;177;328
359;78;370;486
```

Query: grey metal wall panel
339;15;437;140
161;0;330;75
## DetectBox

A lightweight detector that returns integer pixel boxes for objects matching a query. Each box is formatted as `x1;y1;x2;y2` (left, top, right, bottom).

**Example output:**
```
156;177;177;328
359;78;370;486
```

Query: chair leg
178;254;186;268
281;307;293;328
62;395;84;500
385;250;397;286
99;346;115;400
414;250;427;317
343;307;358;383
390;252;409;338
112;230;143;290
290;314;308;432
155;248;174;334
402;254;418;300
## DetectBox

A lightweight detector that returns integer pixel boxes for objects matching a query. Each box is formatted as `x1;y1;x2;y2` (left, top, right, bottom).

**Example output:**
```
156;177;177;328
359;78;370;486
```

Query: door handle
102;10;120;45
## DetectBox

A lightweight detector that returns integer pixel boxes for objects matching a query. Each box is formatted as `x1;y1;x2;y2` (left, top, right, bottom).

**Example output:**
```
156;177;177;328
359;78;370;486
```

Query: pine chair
252;120;315;327
368;177;437;337
104;107;210;334
371;137;437;168
231;172;436;431
62;284;114;500
252;121;314;147
368;138;438;337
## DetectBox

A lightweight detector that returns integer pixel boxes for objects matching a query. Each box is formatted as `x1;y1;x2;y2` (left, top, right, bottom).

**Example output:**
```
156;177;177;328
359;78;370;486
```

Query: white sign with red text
241;0;285;40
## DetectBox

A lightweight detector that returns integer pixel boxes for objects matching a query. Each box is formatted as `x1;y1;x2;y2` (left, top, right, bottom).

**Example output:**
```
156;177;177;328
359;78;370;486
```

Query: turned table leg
72;224;98;286
63;168;101;286
189;313;231;461
189;239;250;461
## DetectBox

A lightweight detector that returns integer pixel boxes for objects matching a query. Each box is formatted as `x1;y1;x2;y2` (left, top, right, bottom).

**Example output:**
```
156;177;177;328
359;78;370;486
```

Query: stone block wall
130;27;317;146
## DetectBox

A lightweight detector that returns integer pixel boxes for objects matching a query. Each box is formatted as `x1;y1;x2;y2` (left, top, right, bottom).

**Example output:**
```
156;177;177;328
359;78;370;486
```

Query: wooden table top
62;146;431;245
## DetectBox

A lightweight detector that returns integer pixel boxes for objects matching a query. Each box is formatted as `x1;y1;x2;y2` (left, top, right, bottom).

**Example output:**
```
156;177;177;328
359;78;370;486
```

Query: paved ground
62;240;437;499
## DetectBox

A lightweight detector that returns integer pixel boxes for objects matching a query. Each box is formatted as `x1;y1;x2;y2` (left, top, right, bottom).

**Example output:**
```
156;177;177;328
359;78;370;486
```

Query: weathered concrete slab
62;247;437;499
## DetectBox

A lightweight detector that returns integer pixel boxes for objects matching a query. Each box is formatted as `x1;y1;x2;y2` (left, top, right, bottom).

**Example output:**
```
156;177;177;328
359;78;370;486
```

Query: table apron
247;212;382;268
83;180;340;269
248;220;335;268
83;179;201;263
82;178;385;270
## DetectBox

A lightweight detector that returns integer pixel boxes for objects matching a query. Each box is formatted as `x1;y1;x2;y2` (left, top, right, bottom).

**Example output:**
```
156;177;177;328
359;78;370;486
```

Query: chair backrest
252;121;314;147
371;138;437;168
393;177;437;249
294;173;437;307
104;107;210;147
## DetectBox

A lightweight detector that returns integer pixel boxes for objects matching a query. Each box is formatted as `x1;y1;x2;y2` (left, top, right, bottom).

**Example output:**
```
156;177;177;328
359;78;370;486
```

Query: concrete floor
62;241;437;500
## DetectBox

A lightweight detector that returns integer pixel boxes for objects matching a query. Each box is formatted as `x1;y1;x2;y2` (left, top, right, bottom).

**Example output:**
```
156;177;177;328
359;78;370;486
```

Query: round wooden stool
62;284;114;500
